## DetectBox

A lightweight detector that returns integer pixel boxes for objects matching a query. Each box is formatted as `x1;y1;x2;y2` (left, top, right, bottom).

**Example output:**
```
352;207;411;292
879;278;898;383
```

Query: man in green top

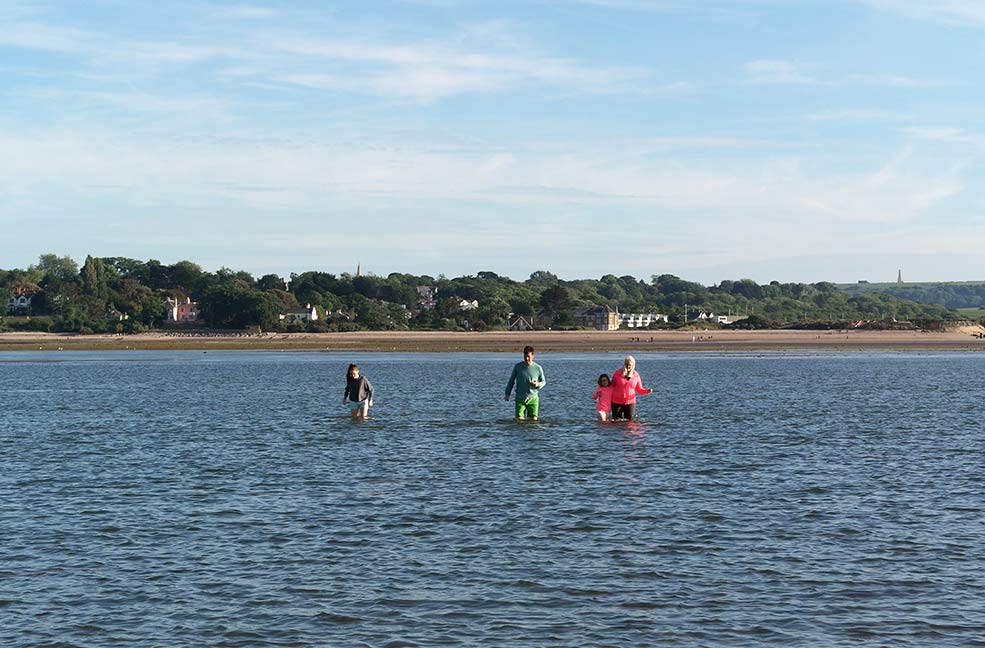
504;345;546;420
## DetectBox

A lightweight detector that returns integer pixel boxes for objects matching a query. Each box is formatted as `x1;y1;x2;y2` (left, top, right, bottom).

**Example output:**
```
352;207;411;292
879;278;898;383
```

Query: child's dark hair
347;363;359;378
597;373;610;386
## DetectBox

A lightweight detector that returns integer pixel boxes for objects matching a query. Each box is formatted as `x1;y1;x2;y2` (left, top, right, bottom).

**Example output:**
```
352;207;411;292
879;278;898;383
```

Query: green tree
539;285;571;320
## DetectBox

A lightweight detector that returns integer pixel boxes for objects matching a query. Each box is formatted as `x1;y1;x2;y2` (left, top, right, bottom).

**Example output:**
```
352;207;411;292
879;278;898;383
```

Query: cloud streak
861;0;985;26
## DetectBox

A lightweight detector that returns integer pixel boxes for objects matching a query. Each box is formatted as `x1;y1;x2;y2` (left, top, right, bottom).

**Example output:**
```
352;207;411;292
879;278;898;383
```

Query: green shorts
515;398;539;419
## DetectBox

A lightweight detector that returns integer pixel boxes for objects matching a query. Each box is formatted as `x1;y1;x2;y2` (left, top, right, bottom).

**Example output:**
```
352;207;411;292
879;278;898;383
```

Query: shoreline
2;328;985;353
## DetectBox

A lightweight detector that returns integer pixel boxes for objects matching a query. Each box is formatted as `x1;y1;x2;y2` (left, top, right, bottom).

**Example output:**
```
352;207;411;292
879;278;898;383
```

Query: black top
344;376;373;402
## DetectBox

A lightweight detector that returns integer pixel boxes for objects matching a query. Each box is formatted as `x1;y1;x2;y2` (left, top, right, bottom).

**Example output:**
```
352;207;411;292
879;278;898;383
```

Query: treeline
0;254;959;333
840;281;985;309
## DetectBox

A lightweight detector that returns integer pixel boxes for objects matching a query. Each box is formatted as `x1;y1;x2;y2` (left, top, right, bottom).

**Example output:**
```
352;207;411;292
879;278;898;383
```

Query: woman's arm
634;374;653;395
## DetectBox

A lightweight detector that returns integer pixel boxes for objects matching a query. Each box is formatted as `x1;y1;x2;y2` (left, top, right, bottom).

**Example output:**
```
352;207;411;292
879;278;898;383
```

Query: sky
2;0;984;285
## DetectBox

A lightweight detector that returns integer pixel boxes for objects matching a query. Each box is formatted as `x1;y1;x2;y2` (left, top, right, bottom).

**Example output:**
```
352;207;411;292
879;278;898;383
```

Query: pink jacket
592;385;613;412
610;369;651;405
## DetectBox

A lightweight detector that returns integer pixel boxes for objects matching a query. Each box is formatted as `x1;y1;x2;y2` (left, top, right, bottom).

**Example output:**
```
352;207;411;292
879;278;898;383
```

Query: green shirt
505;361;546;401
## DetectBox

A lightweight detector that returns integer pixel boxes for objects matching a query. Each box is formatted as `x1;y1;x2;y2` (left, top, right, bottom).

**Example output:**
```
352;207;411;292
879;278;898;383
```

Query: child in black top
343;363;374;419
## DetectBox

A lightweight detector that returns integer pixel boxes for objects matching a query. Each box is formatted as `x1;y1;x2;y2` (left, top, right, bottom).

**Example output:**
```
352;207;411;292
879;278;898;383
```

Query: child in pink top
592;373;614;421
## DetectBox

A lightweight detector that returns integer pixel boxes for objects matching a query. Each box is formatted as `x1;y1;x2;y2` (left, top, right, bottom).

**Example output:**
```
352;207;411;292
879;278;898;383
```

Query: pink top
592;385;613;412
610;369;651;405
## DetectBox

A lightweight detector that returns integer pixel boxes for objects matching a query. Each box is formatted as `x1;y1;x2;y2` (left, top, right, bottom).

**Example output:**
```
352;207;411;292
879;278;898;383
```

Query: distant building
324;309;351;321
508;314;534;331
458;299;479;311
7;288;35;314
165;297;201;323
280;303;319;324
689;311;730;325
575;305;619;331
416;286;437;310
620;312;668;328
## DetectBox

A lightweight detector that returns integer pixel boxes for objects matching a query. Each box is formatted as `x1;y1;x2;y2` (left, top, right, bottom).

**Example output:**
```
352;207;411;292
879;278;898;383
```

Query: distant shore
2;327;985;353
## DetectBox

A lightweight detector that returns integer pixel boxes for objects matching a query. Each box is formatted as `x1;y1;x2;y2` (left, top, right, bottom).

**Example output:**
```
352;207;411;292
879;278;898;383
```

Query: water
2;350;984;647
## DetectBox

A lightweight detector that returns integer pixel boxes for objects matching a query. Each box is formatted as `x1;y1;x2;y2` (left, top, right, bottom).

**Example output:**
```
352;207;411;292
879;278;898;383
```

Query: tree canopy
0;254;964;333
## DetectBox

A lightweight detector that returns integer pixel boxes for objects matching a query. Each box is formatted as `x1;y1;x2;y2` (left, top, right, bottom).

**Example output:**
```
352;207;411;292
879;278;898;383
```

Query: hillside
838;281;985;309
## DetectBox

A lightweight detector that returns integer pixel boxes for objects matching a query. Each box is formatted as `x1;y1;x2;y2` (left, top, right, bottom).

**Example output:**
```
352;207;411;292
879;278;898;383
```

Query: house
458;299;479;311
575;305;619;331
416;286;437;310
324;309;351;321
508;314;534;331
7;289;35;314
280;303;319;324
688;311;730;325
620;312;669;328
165;297;201;323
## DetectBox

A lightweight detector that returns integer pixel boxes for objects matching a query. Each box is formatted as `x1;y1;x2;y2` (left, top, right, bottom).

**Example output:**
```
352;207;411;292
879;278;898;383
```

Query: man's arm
504;365;517;399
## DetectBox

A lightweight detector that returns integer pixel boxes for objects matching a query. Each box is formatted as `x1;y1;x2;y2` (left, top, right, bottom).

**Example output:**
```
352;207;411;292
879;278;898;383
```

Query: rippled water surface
3;350;985;647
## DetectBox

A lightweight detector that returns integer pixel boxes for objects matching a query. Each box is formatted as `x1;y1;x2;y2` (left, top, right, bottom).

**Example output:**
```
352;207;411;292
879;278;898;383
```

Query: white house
8;290;34;313
280;303;319;324
416;286;437;310
689;311;730;325
458;299;479;311
165;297;201;323
619;312;669;328
508;314;533;331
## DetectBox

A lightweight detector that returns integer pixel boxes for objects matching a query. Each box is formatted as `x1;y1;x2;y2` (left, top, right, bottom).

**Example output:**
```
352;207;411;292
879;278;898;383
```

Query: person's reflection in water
620;419;648;441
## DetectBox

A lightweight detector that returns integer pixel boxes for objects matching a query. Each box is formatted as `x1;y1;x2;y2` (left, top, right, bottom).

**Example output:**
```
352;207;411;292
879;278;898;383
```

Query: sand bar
2;327;985;353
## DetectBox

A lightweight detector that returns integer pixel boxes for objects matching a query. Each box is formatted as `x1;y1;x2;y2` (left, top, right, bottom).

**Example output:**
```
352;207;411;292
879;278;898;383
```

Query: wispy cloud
861;0;985;26
0;21;98;53
570;0;772;18
806;108;909;122
846;73;931;88
212;5;278;20
0;14;649;103
902;126;985;146
267;37;648;101
743;60;818;85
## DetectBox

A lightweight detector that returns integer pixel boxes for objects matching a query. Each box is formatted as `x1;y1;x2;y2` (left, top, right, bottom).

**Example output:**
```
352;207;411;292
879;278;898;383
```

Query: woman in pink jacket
610;355;652;420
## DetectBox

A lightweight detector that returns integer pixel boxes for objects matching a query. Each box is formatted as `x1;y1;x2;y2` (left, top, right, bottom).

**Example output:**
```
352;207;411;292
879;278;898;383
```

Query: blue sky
2;0;984;284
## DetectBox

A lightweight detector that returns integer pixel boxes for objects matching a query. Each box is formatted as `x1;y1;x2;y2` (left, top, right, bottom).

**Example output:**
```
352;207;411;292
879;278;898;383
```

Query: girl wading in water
610;355;652;420
343;363;374;419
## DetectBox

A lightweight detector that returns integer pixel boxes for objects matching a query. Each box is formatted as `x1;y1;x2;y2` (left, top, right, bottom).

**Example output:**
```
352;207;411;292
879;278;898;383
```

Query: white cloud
0;14;650;102
743;60;818;85
1;126;978;281
269;38;648;101
806;108;909;122
0;21;98;53
861;0;985;26
214;6;278;20
902;126;979;143
846;73;931;88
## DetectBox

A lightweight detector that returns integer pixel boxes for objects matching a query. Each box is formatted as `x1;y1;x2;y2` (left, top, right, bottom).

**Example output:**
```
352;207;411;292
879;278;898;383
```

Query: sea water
2;350;984;646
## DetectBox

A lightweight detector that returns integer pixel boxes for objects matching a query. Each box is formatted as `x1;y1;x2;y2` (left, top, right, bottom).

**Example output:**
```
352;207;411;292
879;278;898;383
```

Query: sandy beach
2;327;984;353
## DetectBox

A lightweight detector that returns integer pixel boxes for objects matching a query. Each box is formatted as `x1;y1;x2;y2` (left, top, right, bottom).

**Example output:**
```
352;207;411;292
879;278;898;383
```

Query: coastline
2;327;985;353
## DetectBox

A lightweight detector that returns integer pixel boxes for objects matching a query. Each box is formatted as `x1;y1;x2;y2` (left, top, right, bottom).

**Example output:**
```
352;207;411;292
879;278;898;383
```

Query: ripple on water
2;351;985;646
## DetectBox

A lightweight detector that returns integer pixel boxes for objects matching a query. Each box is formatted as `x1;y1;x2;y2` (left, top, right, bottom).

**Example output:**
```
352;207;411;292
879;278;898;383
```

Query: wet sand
2;328;985;353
